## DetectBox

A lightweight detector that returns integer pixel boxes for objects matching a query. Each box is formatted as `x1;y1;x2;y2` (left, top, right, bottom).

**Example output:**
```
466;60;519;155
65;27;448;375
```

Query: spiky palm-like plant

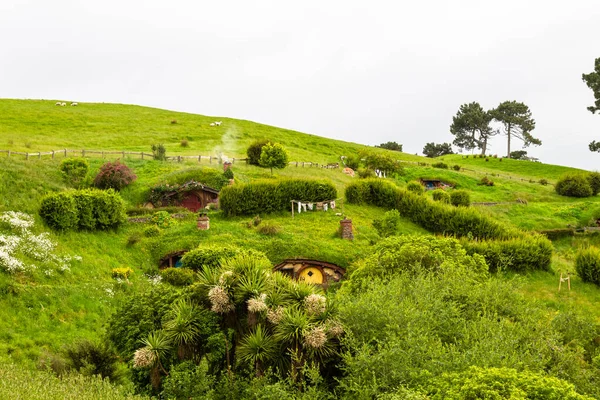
163;299;201;360
274;306;311;382
138;330;172;390
237;324;277;377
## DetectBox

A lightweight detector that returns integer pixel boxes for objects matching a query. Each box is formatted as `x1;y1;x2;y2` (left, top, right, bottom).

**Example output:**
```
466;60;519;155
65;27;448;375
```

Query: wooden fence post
198;155;201;162
52;150;55;160
64;149;67;157
209;156;212;164
7;150;10;158
82;149;85;157
38;152;41;159
141;152;144;160
122;151;125;158
26;152;29;160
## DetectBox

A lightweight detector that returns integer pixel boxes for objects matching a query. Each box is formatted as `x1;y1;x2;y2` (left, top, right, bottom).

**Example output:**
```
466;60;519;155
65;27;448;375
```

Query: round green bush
357;168;376;179
431;189;450;204
587;172;600;196
39;192;79;230
555;174;593;198
143;225;161;237
406;181;424;195
452;164;461;171
450;190;470;207
432;162;449;169
160;267;196;286
59;157;89;188
575;247;600;286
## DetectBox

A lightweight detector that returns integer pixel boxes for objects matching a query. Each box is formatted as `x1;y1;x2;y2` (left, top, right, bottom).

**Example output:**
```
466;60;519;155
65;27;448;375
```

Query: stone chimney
339;218;353;240
197;214;210;230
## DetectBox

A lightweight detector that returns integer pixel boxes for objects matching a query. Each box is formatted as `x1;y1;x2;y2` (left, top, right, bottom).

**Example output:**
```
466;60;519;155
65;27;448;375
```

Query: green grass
2;98;600;395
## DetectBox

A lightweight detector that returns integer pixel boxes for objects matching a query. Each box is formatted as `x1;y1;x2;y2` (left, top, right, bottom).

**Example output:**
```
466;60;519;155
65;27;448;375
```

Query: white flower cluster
326;320;344;338
133;348;156;368
0;211;34;232
0;211;80;275
147;275;162;285
247;293;268;313
208;285;234;313
266;306;285;325
218;270;234;285
304;294;327;315
303;326;327;349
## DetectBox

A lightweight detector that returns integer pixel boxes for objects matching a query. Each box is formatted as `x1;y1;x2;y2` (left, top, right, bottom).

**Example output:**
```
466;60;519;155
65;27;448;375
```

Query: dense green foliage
582;57;600;115
39;189;126;230
160;267;196;286
556;173;595;198
423;142;453;157
461;235;553;272
450;102;493;155
259;142;289;174
93;160;137;191
490;100;539;157
220;179;337;216
181;246;269;271
346;179;514;240
376;141;403;151
246;139;270;166
450;189;471;206
575;247;600;286
406;181;424;195
59;157;89;188
372;209;402;238
431;189;450;203
432;161;449;169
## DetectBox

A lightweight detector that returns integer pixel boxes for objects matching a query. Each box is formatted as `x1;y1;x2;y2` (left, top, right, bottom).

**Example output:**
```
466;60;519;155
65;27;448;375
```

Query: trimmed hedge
450;190;470;207
220;179;337;216
575;247;600;286
39;189;126;231
460;235;553;272
160;267;196;286
346;179;516;240
406;181;424;195
555;173;594;198
431;189;450;204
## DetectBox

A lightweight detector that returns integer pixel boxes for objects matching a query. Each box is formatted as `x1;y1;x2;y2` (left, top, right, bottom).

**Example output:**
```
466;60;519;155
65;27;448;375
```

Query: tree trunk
481;136;487;156
507;123;512;158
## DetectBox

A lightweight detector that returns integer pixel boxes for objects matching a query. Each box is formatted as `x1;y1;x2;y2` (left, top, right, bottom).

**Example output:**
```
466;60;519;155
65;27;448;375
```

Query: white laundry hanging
302;203;307;212
307;203;314;211
298;202;302;214
330;200;336;209
324;203;328;211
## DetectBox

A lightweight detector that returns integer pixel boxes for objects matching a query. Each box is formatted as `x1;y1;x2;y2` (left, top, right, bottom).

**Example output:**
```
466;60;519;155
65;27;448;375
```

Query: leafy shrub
461;235;553;272
539;178;549;185
406;181;424;195
247;139;270;166
220;179;337;216
357;168;376;179
538;228;576;240
372;209;401;238
181;246;269;271
257;222;281;235
575;247;600;286
259;142;289;174
160;267;195;286
151;211;174;229
450;190;470;207
59;158;89;188
93;160;137;191
223;168;234;180
555;174;593;198
180;139;189;147
126;233;141;246
63;340;121;382
345;154;361;170
40;189;126;231
143;225;161;237
161;360;214;400
431;189;450;204
151;144;167;161
39;192;79;230
478;176;494;186
432;162;448;169
160;167;229;190
362;152;403;173
252;215;262;226
112;267;134;280
430;367;591;400
587;172;600;195
346;179;516;240
452;164;461;171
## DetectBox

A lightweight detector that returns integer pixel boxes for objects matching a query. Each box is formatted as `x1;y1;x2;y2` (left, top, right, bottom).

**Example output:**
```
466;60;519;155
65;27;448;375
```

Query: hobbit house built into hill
273;259;346;287
150;180;220;212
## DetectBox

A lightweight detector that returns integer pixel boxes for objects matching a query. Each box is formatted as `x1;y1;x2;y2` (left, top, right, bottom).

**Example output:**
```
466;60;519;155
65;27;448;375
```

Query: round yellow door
299;267;323;284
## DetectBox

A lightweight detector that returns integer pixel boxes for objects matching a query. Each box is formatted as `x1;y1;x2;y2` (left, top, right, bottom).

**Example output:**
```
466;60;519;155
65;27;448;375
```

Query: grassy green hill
1;99;600;398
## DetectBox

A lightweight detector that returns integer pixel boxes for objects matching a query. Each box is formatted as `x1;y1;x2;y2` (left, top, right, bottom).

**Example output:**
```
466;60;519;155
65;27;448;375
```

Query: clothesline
290;198;343;218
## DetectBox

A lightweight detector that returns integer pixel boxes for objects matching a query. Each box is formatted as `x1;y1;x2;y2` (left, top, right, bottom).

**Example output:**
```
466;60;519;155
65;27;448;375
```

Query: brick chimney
339;218;353;240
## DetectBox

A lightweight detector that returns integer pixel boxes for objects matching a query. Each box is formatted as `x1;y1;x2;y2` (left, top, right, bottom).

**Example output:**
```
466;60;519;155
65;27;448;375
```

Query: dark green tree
376;141;403;152
490;101;539;158
246;139;270;166
422;142;453;158
582;57;600;114
450;102;494;155
510;150;528;160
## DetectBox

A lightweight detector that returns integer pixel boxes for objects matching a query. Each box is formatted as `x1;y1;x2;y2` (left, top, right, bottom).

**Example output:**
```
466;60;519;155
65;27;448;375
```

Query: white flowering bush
0;211;80;275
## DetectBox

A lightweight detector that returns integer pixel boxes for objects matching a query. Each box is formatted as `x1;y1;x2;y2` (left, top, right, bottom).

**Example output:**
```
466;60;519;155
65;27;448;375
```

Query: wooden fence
0;149;324;168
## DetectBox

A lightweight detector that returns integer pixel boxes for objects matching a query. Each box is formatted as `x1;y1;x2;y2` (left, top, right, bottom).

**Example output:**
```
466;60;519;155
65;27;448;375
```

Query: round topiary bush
93;160;137;191
555;174;593;198
450;190;470;207
160;267;195;286
431;189;450;204
59;158;89;188
432;162;449;169
587;172;600;196
406;181;424;195
39;192;79;230
575;247;600;286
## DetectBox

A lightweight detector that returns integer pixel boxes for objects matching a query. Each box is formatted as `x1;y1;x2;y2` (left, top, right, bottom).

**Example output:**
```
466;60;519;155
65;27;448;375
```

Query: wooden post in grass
7;150;10;158
291;201;295;218
26;152;29;160
64;149;67;157
51;150;55;159
558;272;571;291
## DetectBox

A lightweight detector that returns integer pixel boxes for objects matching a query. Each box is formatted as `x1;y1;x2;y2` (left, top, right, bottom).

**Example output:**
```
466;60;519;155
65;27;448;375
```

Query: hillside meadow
1;99;600;398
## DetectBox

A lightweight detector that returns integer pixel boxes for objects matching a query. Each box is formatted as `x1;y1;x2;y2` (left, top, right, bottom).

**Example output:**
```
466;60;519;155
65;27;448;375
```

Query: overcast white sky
1;0;599;170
